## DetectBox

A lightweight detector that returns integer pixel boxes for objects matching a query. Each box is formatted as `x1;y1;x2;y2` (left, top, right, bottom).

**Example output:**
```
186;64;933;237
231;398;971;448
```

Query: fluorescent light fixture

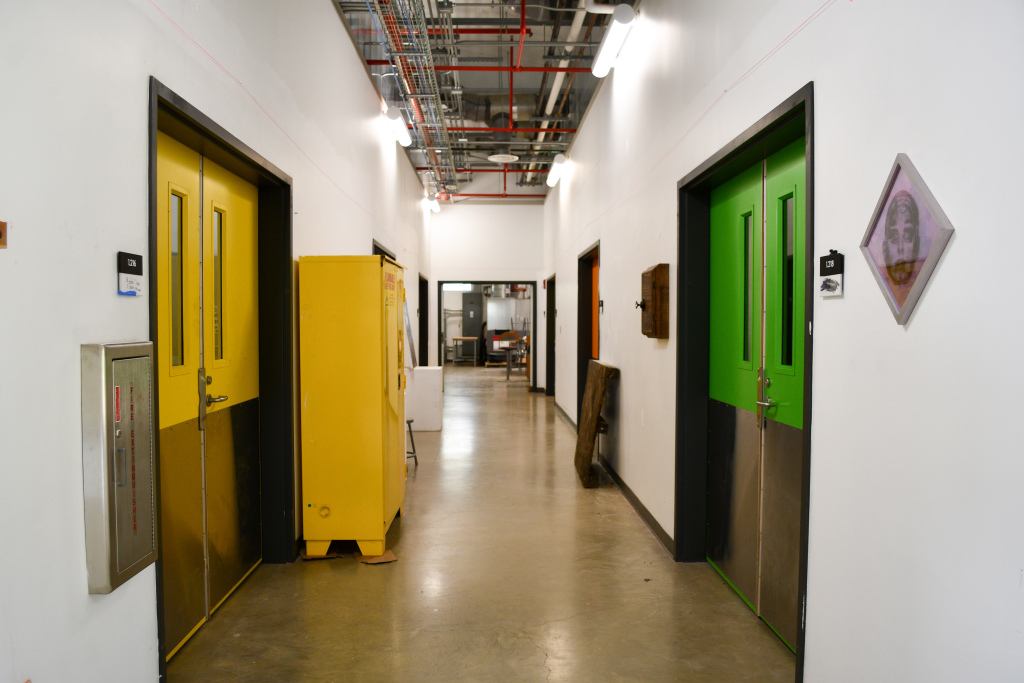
591;4;636;78
442;282;473;292
546;154;567;188
426;195;441;213
386;106;412;147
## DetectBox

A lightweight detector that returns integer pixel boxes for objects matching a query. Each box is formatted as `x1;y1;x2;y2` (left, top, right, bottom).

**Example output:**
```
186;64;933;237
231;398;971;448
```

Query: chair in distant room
497;330;522;381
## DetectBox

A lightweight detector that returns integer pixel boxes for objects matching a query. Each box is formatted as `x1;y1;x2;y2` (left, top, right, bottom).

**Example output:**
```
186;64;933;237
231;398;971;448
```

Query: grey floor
168;364;795;681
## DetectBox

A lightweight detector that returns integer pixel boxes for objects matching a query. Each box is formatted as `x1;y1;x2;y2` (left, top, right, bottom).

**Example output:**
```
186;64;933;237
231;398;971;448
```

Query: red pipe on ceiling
447;126;576;133
366;60;589;73
416;167;550;173
352;28;533;36
440;65;593;73
453;28;533;35
452;194;547;198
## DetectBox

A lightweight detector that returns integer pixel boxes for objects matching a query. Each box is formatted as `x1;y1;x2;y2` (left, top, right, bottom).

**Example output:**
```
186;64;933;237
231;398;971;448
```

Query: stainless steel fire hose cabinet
81;342;156;593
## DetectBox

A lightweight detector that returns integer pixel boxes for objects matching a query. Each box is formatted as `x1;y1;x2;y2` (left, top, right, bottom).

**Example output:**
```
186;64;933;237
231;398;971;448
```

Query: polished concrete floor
168;364;795;681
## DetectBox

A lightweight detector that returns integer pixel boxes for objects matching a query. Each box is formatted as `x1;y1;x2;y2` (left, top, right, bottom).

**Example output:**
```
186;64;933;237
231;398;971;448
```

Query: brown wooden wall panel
641;263;669;339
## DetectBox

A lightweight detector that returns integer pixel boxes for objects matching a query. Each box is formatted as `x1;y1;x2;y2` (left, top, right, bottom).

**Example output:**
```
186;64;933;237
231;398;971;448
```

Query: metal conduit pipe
448;2;584;10
516;0;527;70
583;0;618;13
524;0;587;183
351;28;533;35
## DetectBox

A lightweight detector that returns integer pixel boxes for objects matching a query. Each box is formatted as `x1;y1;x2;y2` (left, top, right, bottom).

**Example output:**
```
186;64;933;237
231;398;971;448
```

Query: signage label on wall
117;252;143;297
819;250;844;298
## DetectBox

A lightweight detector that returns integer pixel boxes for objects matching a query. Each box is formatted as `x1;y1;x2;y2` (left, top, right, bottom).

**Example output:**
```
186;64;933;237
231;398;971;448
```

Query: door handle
206;394;229;406
756;398;776;408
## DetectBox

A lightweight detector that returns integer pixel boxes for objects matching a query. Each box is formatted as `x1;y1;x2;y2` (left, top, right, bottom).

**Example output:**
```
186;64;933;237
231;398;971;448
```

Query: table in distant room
452;336;478;366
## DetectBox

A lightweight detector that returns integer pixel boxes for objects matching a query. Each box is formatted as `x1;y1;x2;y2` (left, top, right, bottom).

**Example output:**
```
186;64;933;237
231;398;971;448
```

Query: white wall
427;203;545;373
0;1;425;680
544;0;1024;679
486;296;531;333
488;298;515;330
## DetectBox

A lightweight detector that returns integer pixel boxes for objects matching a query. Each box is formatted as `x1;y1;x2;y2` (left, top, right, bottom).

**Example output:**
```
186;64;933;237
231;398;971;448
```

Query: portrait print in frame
860;154;954;325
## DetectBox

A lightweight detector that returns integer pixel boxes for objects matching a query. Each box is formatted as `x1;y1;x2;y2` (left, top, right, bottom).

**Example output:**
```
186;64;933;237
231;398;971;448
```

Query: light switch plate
0;221;7;248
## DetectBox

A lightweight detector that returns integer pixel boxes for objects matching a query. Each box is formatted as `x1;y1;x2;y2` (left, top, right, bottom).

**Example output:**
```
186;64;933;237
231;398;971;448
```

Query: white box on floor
405;366;443;431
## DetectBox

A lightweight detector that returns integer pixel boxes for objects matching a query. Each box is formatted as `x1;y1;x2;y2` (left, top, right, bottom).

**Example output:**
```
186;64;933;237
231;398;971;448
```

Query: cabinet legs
305;539;391;557
305;540;331;557
357;540;385;556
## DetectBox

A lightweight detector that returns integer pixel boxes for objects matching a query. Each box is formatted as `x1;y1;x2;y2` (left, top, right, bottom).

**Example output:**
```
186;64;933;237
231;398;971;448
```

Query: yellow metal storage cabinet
299;255;406;557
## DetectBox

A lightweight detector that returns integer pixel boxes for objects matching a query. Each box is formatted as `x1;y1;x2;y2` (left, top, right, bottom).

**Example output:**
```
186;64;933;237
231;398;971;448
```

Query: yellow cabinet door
300;256;406;558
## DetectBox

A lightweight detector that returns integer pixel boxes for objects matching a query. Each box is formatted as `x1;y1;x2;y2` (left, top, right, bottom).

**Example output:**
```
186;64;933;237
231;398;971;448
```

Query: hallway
167;365;795;681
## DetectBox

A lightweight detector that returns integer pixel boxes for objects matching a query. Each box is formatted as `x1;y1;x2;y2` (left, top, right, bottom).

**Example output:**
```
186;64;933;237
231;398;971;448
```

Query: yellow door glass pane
213;209;224;360
171;192;185;367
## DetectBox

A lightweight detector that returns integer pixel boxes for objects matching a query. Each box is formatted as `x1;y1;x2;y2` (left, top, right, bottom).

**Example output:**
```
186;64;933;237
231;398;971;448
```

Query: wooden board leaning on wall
574;360;619;488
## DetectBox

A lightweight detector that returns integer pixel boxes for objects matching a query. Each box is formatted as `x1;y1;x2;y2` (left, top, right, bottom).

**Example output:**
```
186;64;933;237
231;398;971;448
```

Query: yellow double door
156;132;262;659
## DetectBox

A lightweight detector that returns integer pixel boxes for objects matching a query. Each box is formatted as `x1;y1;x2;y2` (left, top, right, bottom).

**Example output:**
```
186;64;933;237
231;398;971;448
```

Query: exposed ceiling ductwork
335;0;636;203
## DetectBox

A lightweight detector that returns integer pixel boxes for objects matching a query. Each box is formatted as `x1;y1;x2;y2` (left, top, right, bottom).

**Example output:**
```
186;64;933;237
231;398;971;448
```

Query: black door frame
418;274;429;366
545;275;556;397
577;243;599;422
674;82;814;680
149;77;295;678
435;280;539;389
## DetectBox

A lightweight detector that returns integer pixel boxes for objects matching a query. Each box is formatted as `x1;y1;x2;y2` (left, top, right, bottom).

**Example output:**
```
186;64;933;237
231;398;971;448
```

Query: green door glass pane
764;138;806;429
781;195;795;367
743;213;754;364
709;163;761;412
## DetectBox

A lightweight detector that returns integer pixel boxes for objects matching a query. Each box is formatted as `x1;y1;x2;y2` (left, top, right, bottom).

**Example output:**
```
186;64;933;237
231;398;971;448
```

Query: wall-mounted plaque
117;251;144;297
638;263;669;339
860;154;954;324
819;250;844;298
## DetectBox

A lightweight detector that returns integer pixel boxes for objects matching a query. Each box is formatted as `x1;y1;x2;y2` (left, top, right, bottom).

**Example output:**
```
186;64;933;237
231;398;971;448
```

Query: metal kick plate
205;399;262;613
706;399;761;607
159;417;207;655
759;418;804;648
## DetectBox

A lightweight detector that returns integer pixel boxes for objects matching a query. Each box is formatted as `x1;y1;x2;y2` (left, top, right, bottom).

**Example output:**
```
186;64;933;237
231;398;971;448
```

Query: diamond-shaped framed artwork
860;154;954;325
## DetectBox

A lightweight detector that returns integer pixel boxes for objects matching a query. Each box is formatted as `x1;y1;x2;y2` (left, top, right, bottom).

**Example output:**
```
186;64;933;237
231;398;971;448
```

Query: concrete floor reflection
168;364;795;682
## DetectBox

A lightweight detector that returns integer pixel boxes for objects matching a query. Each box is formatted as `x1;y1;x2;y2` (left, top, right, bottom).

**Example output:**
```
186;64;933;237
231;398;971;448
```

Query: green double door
707;138;806;649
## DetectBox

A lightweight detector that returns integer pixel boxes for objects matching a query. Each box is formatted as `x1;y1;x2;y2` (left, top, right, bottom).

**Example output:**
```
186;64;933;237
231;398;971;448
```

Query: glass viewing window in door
171;193;185;367
213;209;225;360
